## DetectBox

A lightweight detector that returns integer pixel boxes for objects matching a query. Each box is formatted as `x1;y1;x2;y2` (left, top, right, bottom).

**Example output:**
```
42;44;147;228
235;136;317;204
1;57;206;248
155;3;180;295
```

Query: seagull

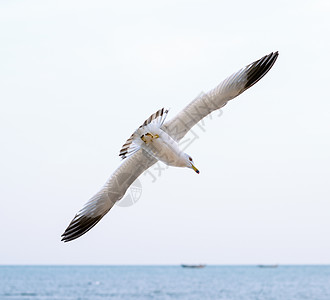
62;51;279;242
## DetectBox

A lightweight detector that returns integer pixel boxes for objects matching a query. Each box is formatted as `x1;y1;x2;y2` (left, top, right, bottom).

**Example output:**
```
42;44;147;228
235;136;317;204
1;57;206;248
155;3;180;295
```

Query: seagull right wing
163;52;279;141
61;149;157;242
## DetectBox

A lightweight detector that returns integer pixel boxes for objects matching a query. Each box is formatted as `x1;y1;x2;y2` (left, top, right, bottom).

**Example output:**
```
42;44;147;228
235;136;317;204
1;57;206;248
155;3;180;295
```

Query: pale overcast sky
1;0;329;265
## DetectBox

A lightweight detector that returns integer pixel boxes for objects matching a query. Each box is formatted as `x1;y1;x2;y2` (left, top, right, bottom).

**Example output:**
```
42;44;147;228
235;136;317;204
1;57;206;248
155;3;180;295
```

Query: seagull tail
119;108;169;159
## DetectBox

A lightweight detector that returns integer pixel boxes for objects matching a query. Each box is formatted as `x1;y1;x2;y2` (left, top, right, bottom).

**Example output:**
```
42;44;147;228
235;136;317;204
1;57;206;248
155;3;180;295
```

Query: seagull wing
61;149;157;242
163;52;279;141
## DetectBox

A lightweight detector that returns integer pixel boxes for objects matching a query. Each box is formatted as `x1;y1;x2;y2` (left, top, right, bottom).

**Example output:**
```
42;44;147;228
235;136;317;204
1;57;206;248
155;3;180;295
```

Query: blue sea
1;265;330;300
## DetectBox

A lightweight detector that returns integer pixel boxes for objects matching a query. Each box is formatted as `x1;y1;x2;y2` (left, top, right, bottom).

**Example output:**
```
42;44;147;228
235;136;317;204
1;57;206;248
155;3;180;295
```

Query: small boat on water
181;264;206;268
257;264;278;268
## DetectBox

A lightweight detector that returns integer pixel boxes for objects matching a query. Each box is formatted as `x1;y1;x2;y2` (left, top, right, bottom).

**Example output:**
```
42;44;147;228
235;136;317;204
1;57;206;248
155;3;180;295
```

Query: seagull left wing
163;52;279;141
61;149;157;242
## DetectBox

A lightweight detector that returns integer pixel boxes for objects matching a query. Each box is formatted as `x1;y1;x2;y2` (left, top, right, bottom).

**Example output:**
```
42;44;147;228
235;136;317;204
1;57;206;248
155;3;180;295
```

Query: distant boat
257;264;278;268
181;264;206;268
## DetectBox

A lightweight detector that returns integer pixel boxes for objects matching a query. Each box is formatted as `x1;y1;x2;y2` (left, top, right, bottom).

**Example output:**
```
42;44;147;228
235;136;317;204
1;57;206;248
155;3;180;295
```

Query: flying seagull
62;51;279;242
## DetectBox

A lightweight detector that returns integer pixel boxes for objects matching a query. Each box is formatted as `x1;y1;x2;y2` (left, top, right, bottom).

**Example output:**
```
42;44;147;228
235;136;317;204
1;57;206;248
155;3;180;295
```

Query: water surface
1;265;330;299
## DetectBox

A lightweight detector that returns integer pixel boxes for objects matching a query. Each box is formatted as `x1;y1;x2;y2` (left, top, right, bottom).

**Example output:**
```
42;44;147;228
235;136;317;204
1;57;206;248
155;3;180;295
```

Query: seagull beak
191;164;200;174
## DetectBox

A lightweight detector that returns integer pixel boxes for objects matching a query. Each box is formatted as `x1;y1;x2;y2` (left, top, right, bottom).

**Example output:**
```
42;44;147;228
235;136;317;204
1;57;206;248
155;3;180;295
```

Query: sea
1;265;330;300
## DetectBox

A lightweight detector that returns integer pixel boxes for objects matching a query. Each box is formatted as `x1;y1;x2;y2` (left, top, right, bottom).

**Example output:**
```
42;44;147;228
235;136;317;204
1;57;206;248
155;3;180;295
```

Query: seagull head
184;153;199;174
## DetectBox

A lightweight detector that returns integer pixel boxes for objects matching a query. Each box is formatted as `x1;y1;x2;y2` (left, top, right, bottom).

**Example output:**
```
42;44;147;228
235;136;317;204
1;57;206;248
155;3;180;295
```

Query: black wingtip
244;51;279;92
61;215;104;243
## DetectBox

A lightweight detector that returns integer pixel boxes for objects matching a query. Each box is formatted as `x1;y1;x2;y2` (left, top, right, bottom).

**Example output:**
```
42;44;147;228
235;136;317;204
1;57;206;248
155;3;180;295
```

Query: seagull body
62;52;279;242
128;113;194;169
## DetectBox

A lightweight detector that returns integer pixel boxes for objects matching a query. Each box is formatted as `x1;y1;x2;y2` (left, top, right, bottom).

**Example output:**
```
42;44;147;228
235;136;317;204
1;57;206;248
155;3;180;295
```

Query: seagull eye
189;157;192;161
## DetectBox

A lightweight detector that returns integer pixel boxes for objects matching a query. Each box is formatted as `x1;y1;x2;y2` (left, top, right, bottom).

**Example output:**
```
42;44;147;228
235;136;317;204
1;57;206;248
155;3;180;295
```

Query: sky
0;0;329;265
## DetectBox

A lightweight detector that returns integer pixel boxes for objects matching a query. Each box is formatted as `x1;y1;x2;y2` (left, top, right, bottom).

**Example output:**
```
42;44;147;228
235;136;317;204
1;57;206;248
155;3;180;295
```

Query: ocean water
1;265;330;300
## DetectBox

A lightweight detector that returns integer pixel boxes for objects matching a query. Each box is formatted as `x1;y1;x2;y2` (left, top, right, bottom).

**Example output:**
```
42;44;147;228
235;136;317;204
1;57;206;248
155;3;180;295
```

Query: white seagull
62;51;279;242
